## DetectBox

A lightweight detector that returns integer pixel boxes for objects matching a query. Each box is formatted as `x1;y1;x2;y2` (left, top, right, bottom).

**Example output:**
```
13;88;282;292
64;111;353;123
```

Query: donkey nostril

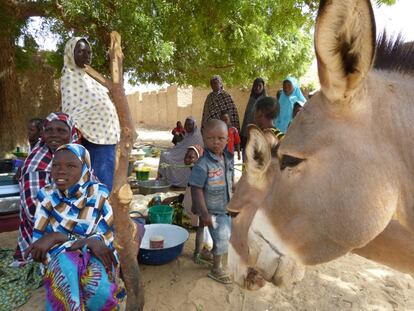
245;267;266;290
280;154;304;170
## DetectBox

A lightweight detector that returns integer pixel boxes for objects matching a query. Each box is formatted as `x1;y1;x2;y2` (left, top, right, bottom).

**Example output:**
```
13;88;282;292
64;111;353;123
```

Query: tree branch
84;65;109;88
3;0;51;20
208;63;235;69
106;31;143;311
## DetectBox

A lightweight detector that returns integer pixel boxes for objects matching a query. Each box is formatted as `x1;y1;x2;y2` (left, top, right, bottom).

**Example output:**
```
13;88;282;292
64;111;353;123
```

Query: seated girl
27;144;121;311
158;117;204;187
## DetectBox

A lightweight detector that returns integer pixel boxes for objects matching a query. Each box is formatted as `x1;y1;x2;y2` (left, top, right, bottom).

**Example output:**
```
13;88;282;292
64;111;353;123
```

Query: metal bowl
138;180;171;195
0;196;20;215
139;224;189;265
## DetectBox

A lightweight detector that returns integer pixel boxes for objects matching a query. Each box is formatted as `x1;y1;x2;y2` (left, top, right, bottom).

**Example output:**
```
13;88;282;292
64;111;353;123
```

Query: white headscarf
61;37;120;145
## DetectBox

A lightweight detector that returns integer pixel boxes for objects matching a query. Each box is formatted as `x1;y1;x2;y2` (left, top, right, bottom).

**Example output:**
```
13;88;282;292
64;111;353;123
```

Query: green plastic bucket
148;205;174;224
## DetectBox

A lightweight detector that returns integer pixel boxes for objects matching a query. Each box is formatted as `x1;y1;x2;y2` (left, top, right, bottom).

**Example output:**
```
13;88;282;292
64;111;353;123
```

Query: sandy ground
2;125;414;310
2;229;414;311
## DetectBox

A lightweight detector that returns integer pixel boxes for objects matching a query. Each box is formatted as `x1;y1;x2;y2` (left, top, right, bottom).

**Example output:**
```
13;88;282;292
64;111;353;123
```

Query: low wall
126;83;301;129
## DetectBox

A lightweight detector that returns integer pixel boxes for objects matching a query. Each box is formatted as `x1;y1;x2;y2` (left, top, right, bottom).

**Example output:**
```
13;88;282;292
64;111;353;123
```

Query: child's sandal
193;253;213;266
207;271;232;284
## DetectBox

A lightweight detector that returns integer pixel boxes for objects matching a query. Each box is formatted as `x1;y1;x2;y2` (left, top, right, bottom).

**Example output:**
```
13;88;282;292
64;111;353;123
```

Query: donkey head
229;0;401;288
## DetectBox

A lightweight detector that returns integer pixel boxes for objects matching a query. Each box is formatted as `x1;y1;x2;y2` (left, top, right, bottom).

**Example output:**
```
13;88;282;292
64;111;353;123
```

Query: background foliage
0;0;396;153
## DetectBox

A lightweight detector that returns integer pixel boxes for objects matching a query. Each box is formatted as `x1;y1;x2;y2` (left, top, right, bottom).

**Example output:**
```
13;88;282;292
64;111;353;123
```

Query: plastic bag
202;227;213;251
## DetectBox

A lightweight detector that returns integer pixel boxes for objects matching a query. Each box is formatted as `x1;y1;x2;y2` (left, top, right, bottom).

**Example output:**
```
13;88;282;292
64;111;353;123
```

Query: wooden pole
86;31;144;310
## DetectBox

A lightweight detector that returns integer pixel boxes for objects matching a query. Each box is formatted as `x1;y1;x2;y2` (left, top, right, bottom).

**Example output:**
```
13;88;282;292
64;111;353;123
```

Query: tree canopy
7;0;396;86
0;0;396;153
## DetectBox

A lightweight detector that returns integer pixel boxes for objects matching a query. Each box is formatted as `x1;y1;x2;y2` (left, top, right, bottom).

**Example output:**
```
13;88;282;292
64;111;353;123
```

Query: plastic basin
139;224;189;265
148;205;174;224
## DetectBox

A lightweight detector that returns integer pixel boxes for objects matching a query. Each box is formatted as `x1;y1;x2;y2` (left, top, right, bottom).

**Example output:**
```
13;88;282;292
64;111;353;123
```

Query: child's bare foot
193;252;213;266
208;268;232;284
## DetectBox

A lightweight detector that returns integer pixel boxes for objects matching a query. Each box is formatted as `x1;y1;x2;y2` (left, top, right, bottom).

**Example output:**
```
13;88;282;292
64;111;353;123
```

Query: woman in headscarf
13;112;79;267
201;75;240;132
61;37;120;191
27;144;121;310
158;117;204;187
240;77;267;151
274;76;306;133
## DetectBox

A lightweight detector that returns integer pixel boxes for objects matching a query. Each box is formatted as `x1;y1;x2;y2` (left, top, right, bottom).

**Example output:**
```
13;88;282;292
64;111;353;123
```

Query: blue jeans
82;139;115;191
208;214;231;256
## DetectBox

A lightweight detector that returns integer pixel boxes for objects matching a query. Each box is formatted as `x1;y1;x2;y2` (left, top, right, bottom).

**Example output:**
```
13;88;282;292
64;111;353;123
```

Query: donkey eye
280;154;304;170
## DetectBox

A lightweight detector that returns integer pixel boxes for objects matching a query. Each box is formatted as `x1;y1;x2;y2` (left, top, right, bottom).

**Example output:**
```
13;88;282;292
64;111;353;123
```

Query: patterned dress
61;37;120;145
61;37;120;190
32;144;121;310
201;90;240;132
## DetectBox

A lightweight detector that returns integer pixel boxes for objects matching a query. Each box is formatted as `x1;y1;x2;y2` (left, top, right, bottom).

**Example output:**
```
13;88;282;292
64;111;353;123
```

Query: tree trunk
0;3;21;155
107;32;144;311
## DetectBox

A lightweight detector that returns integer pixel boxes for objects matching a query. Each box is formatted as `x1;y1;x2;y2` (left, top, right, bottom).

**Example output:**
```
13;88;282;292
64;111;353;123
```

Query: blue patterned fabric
32;144;116;265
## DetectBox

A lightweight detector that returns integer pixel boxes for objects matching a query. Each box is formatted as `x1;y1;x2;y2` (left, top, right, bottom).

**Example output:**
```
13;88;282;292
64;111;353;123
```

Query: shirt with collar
189;149;233;214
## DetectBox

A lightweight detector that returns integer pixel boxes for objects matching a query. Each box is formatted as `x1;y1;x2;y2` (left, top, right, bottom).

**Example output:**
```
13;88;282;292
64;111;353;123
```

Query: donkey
228;0;414;289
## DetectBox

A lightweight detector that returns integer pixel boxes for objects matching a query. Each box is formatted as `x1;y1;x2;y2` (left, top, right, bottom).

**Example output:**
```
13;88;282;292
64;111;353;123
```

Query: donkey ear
315;0;376;102
245;125;271;174
263;129;281;158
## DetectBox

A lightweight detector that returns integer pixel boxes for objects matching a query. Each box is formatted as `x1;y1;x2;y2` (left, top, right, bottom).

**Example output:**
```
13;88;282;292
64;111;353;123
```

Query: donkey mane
374;33;414;74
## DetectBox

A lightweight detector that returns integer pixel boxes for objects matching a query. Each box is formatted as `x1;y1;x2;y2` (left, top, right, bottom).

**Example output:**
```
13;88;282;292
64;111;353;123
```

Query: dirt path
2;229;412;311
3;126;414;310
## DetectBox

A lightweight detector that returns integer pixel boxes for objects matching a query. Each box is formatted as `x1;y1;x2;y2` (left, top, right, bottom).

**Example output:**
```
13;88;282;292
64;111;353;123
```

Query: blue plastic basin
139;224;189;265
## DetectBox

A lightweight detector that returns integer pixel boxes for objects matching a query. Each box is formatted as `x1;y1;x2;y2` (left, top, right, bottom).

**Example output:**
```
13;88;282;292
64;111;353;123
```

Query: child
181;145;214;263
254;96;284;140
27;118;43;152
171;121;185;145
189;119;233;284
161;145;214;263
220;111;241;161
27;144;121;309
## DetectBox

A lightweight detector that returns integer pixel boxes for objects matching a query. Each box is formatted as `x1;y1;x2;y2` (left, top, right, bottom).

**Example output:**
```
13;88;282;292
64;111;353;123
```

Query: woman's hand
86;238;117;271
26;232;68;262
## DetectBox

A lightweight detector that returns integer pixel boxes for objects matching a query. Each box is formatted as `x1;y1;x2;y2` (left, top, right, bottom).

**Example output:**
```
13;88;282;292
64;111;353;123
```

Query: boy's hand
200;213;212;227
237;152;241;160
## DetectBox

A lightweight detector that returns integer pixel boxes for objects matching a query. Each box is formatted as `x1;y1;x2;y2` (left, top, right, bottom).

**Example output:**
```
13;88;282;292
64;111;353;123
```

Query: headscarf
21;112;79;179
13;112;79;266
184;116;197;134
54;144;96;198
61;37;120;145
274;76;306;133
187;144;204;159
249;77;267;99
210;75;223;92
32;143;115;265
241;78;267;149
202;76;240;131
